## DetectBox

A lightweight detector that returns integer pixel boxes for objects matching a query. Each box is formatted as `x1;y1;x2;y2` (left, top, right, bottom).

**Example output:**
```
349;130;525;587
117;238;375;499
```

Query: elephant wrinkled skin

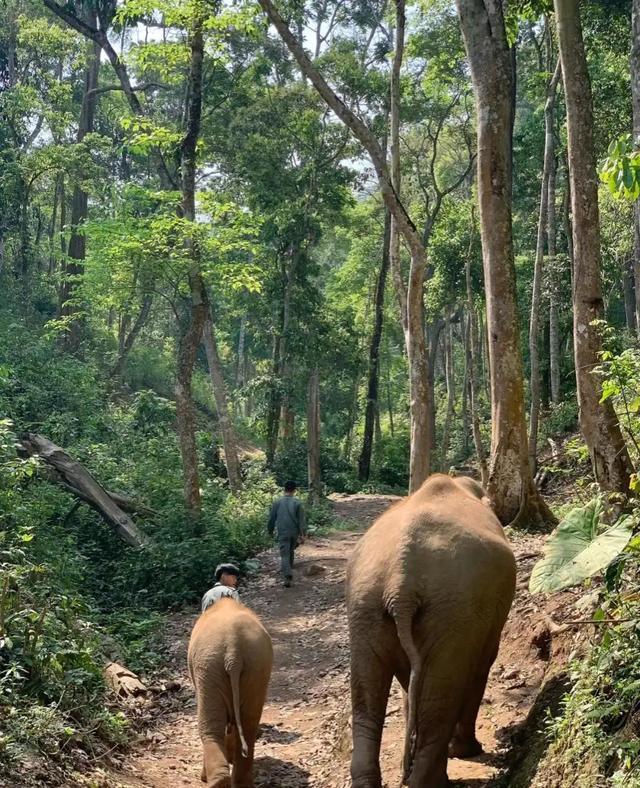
187;598;273;788
346;474;516;788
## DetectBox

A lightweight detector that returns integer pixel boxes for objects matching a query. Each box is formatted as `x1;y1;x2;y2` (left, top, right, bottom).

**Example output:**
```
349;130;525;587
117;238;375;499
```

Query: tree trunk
562;157;575;270
180;13;243;497
389;0;431;491
111;295;153;378
236;315;246;388
19;183;30;278
456;0;552;525
529;56;561;473
266;330;281;467
48;173;62;274
374;403;383;465
461;316;470;457
554;0;633;492
280;408;295;442
632;0;640;337
280;249;296;443
175;12;207;518
479;309;490;402
307;367;322;504
465;217;489;487
623;256;637;333
406;255;431;491
175;302;205;517
59;20;101;351
385;336;395;438
358;208;391;482
441;319;455;471
548;145;561;404
343;364;362;462
202;312;243;494
426;318;443;474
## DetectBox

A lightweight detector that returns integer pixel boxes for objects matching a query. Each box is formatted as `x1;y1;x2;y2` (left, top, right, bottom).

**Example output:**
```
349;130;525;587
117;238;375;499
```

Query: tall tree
455;0;552;524
554;0;632;493
529;52;561;473
307;366;322;503
632;0;640;335
176;9;207;516
548;135;561;404
257;0;435;491
465;212;488;487
58;8;100;351
358;208;391;482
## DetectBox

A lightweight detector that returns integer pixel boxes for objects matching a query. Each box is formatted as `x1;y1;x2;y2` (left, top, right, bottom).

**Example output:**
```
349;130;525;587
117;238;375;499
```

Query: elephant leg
231;734;255;788
196;686;232;788
225;724;237;765
406;642;472;788
449;643;498;759
231;710;262;788
202;738;232;788
349;637;394;788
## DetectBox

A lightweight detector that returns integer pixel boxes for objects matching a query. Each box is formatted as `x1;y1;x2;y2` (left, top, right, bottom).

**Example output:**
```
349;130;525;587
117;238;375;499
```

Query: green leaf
623;162;634;189
529;500;634;594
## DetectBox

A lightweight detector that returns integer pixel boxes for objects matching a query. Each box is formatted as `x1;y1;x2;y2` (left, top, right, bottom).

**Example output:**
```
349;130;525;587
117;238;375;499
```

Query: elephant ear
529;499;633;594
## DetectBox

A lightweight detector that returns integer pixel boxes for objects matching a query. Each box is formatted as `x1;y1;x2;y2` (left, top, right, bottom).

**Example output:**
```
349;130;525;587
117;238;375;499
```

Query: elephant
187;597;273;788
345;473;516;788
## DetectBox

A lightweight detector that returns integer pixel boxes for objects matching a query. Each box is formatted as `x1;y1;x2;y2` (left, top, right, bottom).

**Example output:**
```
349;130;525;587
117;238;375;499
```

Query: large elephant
187;598;273;788
346;474;516;788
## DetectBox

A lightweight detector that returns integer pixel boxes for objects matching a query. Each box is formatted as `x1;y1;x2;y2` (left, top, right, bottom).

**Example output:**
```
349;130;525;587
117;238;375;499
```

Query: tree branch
257;0;423;260
87;82;170;98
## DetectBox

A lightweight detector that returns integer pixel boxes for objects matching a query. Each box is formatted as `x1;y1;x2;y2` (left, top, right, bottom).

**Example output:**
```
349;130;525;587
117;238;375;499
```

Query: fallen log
20;433;146;549
104;661;148;699
39;466;157;518
108;491;158;517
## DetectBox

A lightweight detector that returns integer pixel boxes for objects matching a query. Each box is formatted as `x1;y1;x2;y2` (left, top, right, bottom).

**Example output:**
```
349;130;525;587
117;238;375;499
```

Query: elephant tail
393;608;420;785
228;661;249;758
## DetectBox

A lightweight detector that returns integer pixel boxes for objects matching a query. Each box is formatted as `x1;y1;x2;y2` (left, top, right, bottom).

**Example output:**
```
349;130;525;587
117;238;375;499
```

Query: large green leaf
529;500;634;594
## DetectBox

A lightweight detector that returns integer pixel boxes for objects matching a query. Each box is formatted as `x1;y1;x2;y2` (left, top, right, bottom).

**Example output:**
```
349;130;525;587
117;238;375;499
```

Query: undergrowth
535;596;640;786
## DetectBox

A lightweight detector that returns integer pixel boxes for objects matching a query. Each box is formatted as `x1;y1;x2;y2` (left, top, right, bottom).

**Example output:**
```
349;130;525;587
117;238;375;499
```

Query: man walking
268;480;306;587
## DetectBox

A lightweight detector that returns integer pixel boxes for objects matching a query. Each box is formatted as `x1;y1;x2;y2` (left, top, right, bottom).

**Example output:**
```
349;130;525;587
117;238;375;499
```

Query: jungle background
2;0;640;784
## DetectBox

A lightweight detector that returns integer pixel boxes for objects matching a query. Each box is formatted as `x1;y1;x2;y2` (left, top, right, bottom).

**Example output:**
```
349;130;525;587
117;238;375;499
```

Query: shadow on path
254;755;312;787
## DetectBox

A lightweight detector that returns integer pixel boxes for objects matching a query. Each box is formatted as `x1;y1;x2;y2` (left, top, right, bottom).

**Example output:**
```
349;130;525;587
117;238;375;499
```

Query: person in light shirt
201;563;240;612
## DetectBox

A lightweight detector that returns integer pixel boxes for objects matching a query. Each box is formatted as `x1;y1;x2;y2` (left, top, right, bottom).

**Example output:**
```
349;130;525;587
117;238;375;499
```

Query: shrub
0;422;124;772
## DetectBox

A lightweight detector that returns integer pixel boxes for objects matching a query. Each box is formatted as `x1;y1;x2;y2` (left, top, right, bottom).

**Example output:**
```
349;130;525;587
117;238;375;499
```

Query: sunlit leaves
600;134;640;201
120;116;183;155
17;14;81;63
82;185;263;328
116;0;258;46
504;0;553;46
128;42;191;83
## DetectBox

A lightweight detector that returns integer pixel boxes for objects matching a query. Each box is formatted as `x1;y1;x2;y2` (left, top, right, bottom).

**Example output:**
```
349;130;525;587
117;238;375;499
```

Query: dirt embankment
77;493;579;788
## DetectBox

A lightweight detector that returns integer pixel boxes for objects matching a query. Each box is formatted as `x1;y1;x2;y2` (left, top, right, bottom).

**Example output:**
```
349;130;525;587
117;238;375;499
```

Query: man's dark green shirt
267;495;306;540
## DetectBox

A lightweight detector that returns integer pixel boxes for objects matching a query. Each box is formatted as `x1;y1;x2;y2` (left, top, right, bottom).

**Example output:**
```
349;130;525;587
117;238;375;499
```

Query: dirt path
92;494;570;788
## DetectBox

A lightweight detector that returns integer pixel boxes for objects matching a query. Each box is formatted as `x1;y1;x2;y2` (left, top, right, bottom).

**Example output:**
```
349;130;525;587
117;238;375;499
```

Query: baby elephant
188;598;273;788
346;474;516;788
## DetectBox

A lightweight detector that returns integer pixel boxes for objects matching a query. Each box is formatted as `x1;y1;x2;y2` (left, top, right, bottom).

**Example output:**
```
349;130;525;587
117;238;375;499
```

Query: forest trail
96;494;567;788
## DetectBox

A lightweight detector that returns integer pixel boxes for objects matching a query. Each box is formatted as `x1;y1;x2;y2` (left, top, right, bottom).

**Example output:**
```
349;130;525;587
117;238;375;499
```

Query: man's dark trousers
278;537;296;580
